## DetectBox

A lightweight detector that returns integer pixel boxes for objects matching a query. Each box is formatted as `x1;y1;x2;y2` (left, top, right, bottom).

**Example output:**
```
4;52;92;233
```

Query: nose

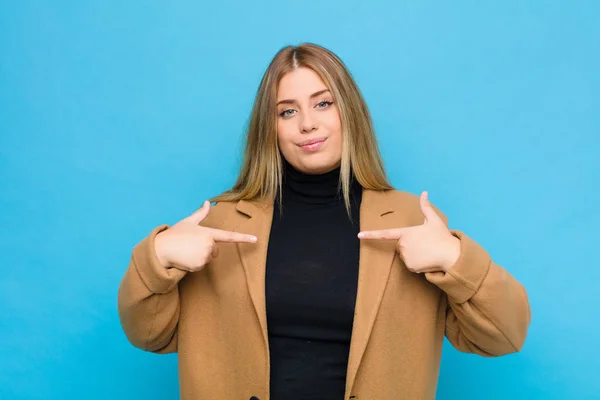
300;109;318;133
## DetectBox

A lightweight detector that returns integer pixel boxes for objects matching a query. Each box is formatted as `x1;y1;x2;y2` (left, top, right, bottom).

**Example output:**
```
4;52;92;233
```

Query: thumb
185;201;211;225
419;191;439;224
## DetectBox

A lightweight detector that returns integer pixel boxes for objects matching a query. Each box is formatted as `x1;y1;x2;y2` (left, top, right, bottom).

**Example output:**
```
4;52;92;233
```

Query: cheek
276;122;295;151
324;111;343;142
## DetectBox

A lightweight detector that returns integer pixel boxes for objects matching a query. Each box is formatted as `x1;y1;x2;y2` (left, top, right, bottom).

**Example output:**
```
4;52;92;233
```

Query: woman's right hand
154;201;257;272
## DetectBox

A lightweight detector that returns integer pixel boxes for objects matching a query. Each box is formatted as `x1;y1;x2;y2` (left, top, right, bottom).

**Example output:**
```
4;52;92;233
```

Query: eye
279;109;296;117
316;100;334;109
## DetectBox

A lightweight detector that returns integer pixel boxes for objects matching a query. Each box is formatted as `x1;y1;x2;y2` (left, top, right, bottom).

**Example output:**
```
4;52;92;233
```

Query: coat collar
232;190;399;397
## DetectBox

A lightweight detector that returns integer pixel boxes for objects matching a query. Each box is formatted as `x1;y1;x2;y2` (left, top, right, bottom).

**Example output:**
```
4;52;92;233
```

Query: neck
281;160;359;205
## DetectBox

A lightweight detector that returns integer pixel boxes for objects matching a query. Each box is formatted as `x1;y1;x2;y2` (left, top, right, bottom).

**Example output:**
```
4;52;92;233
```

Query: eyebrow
276;89;331;106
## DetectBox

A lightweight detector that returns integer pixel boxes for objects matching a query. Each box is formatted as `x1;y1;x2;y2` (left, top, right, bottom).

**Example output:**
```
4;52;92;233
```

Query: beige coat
118;189;531;400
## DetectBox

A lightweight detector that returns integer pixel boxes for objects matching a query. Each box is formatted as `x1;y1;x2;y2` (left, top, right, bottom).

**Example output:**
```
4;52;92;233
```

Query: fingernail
250;236;257;242
357;233;364;238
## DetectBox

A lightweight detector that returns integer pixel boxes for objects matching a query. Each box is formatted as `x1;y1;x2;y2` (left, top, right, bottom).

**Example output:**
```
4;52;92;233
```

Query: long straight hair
211;43;393;212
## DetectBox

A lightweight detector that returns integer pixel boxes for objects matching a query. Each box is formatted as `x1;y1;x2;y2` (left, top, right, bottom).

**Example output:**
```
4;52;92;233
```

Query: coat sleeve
117;224;187;354
425;212;531;356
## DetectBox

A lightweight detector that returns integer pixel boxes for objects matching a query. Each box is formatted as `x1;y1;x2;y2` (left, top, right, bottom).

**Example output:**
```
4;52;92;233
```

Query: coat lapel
345;189;399;397
233;199;274;350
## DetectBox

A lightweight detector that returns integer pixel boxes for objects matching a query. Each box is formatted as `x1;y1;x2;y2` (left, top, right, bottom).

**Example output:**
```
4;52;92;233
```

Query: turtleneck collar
281;159;361;205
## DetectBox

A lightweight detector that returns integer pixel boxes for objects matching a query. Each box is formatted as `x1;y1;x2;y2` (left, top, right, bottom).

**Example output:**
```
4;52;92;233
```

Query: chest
265;203;361;338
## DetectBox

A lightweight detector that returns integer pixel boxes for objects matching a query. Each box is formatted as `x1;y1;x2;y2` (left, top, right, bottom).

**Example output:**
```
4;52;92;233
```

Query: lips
297;137;327;147
297;137;327;152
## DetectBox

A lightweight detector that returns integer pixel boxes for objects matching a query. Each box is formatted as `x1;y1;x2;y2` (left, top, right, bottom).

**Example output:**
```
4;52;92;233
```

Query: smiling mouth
297;137;327;146
297;137;327;152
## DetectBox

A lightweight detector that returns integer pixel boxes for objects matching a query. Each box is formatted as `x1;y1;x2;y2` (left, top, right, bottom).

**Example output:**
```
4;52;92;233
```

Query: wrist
154;233;171;268
441;236;461;272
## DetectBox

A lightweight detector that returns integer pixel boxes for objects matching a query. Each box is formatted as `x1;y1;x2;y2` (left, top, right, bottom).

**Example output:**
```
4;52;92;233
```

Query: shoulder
197;200;241;230
365;188;420;210
365;189;449;225
198;196;273;230
381;189;420;204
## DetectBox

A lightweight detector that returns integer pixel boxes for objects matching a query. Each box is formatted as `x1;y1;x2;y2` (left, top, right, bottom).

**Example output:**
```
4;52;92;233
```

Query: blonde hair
211;43;393;212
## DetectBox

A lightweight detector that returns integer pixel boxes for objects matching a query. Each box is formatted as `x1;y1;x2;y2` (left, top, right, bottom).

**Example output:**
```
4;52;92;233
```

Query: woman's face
276;67;343;175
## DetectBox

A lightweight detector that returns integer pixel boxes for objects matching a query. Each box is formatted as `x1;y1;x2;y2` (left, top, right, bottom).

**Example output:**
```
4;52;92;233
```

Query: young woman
118;43;531;400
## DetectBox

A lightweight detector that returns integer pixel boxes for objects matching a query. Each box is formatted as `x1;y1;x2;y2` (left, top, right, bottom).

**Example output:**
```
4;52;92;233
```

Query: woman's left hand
358;191;461;273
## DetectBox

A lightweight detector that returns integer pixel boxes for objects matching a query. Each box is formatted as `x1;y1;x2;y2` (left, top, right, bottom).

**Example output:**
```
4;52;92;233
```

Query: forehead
277;67;328;99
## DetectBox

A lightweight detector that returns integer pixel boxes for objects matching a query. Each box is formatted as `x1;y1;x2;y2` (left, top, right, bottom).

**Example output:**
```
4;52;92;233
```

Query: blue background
1;1;599;399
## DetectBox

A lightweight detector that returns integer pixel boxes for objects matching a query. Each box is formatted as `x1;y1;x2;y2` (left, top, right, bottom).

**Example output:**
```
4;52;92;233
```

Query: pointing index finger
358;228;406;240
206;228;257;243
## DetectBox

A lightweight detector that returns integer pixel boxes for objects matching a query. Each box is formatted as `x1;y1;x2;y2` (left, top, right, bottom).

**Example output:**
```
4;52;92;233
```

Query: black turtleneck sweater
265;161;363;400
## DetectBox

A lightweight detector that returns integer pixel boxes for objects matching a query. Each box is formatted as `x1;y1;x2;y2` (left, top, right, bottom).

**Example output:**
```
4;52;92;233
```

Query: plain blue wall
1;1;599;399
